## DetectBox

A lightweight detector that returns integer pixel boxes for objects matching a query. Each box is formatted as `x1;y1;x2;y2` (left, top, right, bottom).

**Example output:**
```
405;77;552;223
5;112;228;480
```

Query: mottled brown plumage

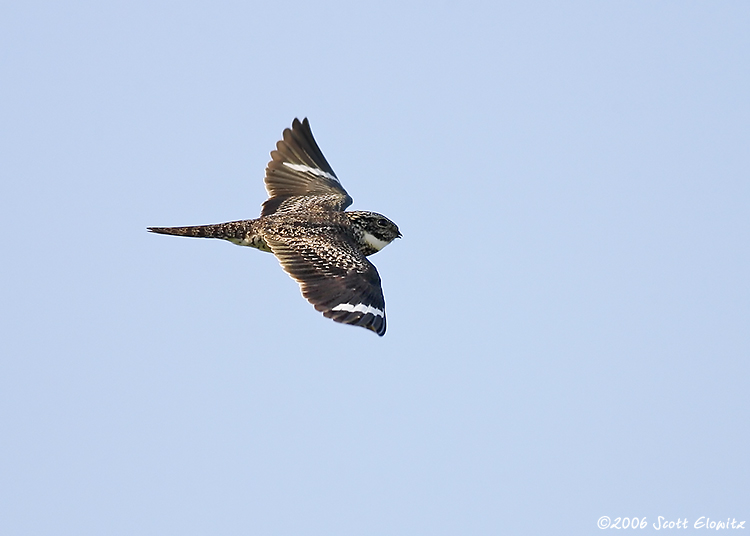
149;118;400;336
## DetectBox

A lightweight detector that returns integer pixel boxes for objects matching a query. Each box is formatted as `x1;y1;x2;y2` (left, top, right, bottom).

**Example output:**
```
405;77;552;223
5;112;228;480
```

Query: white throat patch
363;231;389;252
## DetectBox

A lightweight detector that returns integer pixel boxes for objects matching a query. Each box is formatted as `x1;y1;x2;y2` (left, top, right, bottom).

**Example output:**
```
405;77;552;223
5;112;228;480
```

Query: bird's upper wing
261;118;353;217
265;231;387;336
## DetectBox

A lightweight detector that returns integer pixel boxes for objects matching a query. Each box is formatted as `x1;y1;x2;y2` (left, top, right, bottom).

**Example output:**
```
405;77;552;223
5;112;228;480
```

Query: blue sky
1;1;748;534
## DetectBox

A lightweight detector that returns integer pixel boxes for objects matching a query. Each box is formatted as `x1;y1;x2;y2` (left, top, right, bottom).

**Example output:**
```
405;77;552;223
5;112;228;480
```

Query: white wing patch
331;302;385;318
282;162;340;183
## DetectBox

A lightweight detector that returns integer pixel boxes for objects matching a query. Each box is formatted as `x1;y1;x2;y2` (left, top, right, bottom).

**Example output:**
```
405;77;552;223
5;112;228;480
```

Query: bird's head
347;211;401;255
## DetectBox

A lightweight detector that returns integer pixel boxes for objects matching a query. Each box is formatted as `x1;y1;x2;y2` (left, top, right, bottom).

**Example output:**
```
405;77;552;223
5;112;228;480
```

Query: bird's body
148;118;400;335
149;210;394;257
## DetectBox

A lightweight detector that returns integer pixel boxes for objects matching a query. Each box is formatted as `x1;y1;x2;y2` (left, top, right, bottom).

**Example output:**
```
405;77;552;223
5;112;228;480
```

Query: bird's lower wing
266;236;387;336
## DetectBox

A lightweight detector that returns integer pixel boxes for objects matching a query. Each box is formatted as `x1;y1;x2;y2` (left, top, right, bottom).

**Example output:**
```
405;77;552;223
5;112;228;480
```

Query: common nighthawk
148;118;400;336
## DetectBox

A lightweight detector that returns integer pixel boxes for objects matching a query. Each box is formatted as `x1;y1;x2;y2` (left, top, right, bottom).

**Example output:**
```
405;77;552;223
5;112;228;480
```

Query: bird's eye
377;218;388;227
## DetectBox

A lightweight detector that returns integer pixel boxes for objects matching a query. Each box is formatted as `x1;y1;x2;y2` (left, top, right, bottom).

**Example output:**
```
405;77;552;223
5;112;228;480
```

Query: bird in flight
148;118;401;336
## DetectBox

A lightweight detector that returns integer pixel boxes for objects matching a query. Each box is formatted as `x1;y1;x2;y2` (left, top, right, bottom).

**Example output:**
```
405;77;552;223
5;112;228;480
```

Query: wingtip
363;322;386;337
372;319;387;337
291;117;309;130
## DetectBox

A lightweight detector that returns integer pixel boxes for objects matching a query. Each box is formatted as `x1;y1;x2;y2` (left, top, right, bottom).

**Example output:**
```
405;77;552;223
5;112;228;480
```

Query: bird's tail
147;220;252;241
